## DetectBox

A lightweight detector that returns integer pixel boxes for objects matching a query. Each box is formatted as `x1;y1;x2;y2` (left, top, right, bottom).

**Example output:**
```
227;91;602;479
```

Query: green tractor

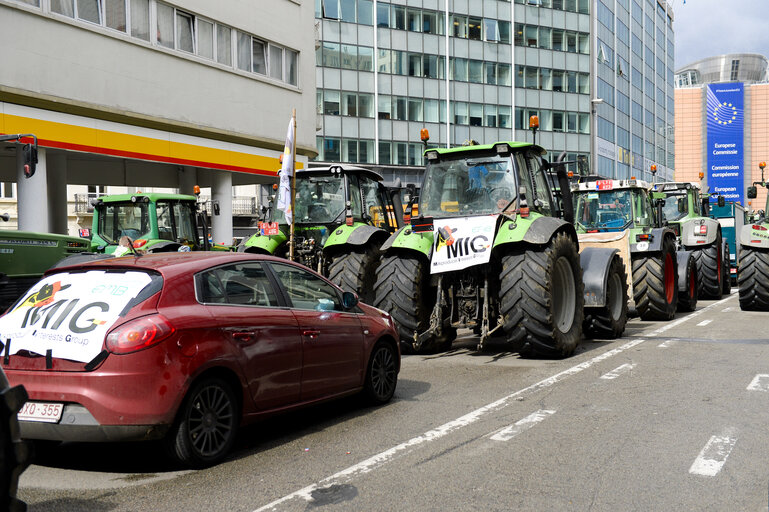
738;174;769;310
0;214;90;312
652;181;730;299
572;178;694;321
372;142;624;358
239;165;401;303
89;192;217;254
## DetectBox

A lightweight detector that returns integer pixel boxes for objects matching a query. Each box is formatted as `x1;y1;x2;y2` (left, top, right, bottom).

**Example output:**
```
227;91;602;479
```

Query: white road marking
696;319;712;327
490;410;555;442
600;363;636;380
721;307;737;313
646;293;735;338
252;338;647;511
657;339;678;348
747;374;769;392
689;429;738;477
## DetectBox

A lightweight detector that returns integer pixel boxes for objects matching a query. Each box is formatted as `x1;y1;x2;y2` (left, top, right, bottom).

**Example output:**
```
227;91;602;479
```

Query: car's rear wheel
363;341;398;404
167;378;238;468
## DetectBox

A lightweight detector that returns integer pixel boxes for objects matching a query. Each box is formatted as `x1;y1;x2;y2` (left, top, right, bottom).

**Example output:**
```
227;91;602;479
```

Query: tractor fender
681;218;720;247
580;247;621;307
324;223;387;250
630;227;673;254
380;226;434;257
494;215;577;248
240;231;288;254
738;223;769;250
676;250;694;293
145;240;182;253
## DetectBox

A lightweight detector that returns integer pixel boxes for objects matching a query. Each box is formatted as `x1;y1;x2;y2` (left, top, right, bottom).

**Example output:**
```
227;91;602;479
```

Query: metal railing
75;194;261;216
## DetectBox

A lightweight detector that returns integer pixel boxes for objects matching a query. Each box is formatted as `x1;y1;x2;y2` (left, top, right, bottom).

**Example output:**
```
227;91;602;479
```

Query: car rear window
0;270;162;364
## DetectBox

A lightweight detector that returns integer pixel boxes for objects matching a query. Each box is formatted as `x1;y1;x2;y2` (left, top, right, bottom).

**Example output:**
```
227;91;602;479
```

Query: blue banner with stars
706;83;744;205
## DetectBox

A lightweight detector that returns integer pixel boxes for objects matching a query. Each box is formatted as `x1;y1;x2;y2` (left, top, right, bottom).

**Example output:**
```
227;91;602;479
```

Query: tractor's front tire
499;232;584;358
692;234;723;299
738;247;769;311
373;253;431;353
677;252;698;312
584;255;628;339
722;242;732;295
328;244;381;305
632;236;678;321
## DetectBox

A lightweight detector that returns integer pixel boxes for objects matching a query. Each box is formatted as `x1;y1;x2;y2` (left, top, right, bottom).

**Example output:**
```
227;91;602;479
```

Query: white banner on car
0;270;153;364
430;216;497;274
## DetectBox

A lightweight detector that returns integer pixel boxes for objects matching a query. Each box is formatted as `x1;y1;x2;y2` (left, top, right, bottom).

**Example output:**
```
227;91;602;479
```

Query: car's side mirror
748;186;757;199
342;291;358;309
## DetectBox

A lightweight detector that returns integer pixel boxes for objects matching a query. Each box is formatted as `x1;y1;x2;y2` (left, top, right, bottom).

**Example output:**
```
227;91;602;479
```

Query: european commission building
312;0;675;186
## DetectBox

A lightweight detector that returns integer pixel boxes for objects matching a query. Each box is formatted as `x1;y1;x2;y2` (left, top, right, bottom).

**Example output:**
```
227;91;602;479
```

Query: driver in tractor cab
613;191;631;221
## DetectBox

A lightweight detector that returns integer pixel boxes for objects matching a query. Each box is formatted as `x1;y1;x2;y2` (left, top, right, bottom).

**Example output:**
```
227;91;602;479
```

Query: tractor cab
572;179;655;233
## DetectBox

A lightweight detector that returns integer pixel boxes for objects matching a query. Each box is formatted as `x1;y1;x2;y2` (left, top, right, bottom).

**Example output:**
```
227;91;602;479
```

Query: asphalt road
17;290;769;511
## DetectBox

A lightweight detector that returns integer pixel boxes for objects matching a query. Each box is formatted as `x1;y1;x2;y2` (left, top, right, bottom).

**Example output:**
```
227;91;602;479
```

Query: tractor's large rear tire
738;247;769;311
632;236;678;321
0;371;30;512
692;234;723;299
373;254;431;353
722;242;732;295
499;232;584;358
677;252;698;312
328;244;380;305
584;255;628;339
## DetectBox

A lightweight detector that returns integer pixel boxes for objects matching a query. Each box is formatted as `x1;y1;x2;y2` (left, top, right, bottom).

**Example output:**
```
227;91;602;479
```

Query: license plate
18;402;64;423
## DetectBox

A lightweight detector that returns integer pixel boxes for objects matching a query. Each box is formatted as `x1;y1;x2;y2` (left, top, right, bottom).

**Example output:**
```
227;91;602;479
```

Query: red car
0;252;400;467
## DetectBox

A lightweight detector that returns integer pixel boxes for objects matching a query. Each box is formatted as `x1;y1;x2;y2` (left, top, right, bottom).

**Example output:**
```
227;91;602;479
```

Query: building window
730;59;740;81
130;0;149;40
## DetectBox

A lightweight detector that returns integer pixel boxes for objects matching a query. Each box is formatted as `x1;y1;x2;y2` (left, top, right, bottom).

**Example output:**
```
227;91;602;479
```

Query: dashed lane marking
600;363;636;380
489;410;555;442
657;339;678;348
747;374;769;392
689;429;738;477
252;338;647;511
696;319;712;327
647;293;735;338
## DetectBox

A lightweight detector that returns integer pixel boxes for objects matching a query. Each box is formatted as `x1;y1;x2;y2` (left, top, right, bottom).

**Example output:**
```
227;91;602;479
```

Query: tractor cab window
280;174;347;224
634;190;655;227
575;190;633;230
660;191;688;222
515;152;554;217
99;202;150;243
156;200;198;243
421;152;516;216
358;174;391;228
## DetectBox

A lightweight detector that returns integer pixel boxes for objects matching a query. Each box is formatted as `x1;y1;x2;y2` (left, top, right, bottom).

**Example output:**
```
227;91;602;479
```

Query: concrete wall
673;87;704;183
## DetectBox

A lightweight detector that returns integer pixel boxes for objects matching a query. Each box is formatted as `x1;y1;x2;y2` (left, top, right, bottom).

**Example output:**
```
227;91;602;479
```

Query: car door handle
302;330;320;340
232;331;255;342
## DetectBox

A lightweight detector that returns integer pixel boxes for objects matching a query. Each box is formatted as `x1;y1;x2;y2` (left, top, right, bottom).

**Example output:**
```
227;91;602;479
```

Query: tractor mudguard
676;250;693;293
380;226;434;257
580;247;621;307
739;223;769;249
324;223;385;250
493;214;576;248
630;227;672;254
144;240;182;253
681;217;720;247
242;230;288;254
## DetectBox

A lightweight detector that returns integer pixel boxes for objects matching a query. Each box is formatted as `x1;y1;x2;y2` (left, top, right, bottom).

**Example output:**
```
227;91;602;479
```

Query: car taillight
106;315;175;354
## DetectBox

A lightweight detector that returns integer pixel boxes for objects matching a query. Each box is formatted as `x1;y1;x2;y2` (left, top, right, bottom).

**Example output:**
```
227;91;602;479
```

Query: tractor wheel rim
608;272;624;321
553;256;576;333
689;267;697;299
717;246;722;284
665;253;675;304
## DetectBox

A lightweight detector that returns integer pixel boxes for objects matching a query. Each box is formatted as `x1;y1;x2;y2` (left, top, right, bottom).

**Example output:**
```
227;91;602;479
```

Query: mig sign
430;216;496;274
707;83;744;205
0;270;152;363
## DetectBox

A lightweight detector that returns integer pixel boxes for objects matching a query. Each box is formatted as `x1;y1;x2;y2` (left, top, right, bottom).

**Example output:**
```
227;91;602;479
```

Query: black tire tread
584;255;629;339
691;235;723;299
677;253;698;312
328;244;380;305
632;236;678;321
738;247;769;311
499;232;584;358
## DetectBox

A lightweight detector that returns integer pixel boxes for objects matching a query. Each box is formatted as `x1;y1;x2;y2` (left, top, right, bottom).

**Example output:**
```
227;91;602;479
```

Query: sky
671;0;769;69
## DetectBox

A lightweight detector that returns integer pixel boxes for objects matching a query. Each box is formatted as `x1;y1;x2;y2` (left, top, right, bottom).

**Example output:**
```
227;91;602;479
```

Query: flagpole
289;109;297;261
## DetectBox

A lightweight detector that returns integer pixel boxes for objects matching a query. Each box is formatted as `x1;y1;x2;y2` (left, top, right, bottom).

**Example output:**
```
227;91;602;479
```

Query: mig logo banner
430;216;496;274
0;270;152;363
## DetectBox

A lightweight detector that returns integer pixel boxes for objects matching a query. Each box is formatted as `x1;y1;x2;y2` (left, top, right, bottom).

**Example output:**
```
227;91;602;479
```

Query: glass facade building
313;0;675;185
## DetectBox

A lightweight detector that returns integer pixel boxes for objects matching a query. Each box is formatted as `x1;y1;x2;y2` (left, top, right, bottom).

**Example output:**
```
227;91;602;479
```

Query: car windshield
660;192;688;222
273;175;349;224
98;202;151;243
420;153;517;217
575;190;634;231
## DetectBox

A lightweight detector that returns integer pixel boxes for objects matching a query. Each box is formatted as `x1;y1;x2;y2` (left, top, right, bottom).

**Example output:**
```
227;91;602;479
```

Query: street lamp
590;98;604;175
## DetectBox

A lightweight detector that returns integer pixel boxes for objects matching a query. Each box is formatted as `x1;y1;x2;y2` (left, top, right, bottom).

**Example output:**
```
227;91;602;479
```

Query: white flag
277;115;295;224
